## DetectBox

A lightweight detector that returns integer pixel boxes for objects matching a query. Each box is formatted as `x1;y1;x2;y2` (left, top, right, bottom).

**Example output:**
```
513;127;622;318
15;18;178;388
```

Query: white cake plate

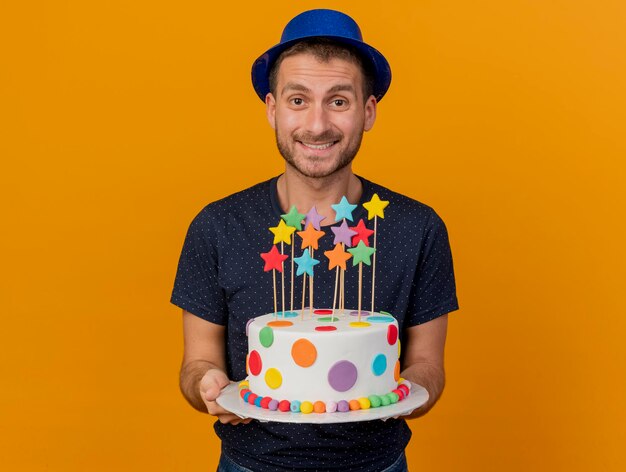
216;381;429;424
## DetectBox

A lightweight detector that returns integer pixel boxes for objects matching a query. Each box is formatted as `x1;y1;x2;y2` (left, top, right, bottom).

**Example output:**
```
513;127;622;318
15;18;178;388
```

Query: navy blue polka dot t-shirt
171;176;458;471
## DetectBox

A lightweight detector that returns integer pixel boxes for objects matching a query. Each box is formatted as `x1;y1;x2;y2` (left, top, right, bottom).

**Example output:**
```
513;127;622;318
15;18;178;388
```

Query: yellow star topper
269;219;296;245
363;193;389;220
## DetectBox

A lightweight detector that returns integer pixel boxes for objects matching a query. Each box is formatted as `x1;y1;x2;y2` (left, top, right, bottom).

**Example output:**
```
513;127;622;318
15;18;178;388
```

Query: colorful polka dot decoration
349;310;371;316
349;321;371;328
387;324;398;345
315;325;337;332
245;318;255;336
267;320;293;328
259;327;274;347
265;368;282;389
238;379;411;414
291;338;317;367
328;360;358;392
371;354;387;376
313;309;333;315
248;350;262;376
368;316;394;323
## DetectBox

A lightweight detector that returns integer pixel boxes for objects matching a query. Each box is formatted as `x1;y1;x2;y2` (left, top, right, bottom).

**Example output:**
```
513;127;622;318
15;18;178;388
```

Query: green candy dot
387;392;399;404
317;316;339;322
369;395;382;408
259;327;274;347
380;395;390;406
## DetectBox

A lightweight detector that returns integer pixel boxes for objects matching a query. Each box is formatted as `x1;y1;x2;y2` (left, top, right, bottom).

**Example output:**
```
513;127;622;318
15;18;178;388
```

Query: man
171;9;458;472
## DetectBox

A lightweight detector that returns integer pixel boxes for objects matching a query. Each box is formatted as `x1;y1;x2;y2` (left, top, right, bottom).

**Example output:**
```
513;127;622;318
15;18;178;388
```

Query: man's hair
268;38;376;103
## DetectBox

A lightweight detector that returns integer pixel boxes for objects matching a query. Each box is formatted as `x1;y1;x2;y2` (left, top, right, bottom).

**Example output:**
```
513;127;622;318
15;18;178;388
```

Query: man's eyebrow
327;84;356;95
280;83;357;95
281;82;311;94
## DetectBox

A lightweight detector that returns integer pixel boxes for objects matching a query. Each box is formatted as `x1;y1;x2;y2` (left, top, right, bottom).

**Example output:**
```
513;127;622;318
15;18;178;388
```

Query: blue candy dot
368;316;395;323
372;354;387;376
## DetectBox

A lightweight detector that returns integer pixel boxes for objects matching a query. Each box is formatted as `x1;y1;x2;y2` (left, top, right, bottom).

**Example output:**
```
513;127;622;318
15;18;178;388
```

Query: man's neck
276;166;363;226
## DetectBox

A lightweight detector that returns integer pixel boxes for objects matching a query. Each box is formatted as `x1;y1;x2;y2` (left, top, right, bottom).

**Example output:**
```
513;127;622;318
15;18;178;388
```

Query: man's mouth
299;141;337;150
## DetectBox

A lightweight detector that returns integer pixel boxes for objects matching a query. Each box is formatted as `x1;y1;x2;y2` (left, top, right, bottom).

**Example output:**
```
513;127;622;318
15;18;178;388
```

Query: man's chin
285;159;352;180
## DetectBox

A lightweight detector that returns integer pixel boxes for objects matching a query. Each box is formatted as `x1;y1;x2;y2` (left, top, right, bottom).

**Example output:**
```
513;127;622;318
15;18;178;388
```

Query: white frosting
247;310;400;403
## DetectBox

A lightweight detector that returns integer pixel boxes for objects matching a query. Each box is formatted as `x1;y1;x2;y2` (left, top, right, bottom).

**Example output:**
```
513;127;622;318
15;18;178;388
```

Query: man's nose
304;104;331;137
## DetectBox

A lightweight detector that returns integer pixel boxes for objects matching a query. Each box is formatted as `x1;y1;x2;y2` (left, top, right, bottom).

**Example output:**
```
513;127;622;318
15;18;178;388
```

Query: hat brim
251;35;391;102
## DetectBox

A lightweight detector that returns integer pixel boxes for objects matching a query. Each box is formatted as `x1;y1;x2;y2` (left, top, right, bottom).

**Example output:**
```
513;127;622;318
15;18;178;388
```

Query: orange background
2;1;625;470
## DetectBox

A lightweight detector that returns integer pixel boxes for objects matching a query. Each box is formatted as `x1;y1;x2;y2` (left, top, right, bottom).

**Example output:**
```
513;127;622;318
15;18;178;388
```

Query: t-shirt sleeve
170;209;228;325
405;209;459;326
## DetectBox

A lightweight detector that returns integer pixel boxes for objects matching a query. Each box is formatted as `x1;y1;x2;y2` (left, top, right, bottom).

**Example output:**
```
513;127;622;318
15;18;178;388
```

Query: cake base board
216;381;429;424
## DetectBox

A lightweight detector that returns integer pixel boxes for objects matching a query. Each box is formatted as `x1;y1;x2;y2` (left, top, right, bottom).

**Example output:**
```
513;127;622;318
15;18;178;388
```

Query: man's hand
400;314;448;419
199;368;251;425
180;311;251;425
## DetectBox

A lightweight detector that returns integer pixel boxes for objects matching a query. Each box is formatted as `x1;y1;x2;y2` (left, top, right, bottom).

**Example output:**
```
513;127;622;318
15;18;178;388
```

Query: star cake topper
363;193;390;220
324;243;353;271
293;249;320;276
260;245;289;272
350;219;375;247
331;196;358;222
269;219;296;245
330;219;358;247
347;240;376;266
303;206;326;230
297;223;325;250
281;205;306;231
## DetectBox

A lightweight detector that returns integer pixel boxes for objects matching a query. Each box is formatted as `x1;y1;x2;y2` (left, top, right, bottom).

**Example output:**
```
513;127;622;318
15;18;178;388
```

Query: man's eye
333;99;346;107
292;98;303;105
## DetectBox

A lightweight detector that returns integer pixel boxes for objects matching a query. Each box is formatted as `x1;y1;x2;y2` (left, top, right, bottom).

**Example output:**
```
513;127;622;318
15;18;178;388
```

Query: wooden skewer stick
358;262;363;322
281;242;285;317
290;236;294;312
273;268;277;319
301;272;306;320
332;265;339;314
310;248;314;312
371;216;378;313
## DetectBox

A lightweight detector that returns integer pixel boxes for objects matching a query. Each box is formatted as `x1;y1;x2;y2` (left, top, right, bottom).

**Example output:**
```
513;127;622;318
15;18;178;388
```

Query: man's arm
400;313;448;419
180;310;250;425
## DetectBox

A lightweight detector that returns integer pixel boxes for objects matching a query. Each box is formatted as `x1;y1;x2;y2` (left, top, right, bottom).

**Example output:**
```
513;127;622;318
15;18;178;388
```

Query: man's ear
363;95;377;132
265;93;276;130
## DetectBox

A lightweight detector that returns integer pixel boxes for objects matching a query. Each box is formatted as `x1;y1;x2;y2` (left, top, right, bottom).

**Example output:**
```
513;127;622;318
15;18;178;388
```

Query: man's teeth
302;142;334;150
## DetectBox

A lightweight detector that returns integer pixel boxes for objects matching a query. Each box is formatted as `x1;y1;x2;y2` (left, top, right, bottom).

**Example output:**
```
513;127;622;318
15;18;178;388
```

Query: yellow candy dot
300;401;314;414
398;340;401;358
239;380;249;389
265;368;282;389
349;321;371;328
358;397;371;409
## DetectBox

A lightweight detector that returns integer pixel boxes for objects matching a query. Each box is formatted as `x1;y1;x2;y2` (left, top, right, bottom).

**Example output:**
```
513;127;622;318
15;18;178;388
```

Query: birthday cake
236;194;414;414
241;310;411;413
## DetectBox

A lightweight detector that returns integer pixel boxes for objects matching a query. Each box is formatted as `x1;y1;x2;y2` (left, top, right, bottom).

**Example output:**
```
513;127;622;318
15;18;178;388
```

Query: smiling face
266;53;377;179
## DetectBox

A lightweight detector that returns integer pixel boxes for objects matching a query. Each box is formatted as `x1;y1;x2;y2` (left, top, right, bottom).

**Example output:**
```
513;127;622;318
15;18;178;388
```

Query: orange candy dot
291;338;317;367
349;399;361;410
313;401;326;413
394;360;401;381
267;320;293;328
